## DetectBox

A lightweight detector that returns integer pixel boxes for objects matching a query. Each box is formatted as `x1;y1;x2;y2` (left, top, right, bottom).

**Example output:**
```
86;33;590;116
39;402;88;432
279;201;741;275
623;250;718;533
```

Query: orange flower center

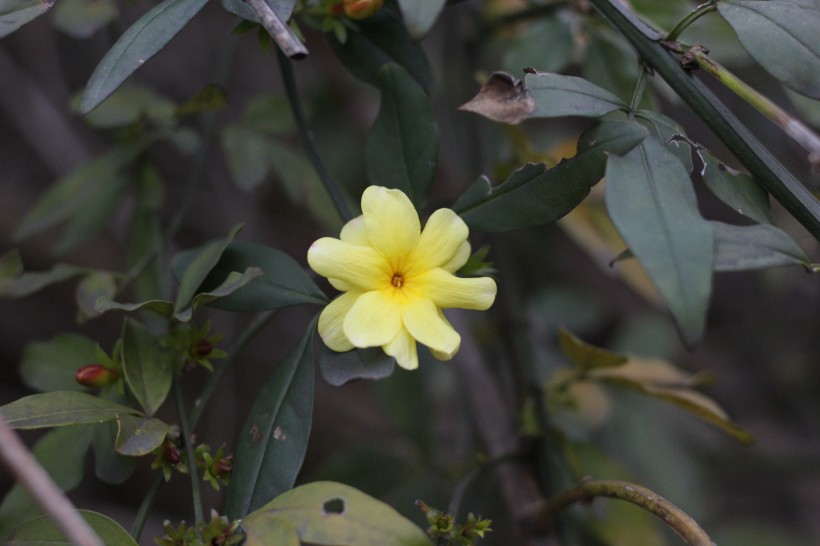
391;273;404;288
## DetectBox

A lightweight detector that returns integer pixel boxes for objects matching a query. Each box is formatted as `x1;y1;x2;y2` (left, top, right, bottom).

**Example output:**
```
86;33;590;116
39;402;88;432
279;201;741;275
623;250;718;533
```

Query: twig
174;376;204;525
665;1;717;42
523;479;713;546
0;415;103;546
245;0;308;59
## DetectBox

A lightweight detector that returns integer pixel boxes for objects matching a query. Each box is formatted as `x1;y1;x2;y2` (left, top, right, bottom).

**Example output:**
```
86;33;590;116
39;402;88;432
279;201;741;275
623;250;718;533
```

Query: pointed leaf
712;221;812;271
8;510;138;546
318;345;395;387
397;0;446;39
173;267;263;322
718;0;820;99
121;318;174;416
634;110;693;173
95;298;175;317
366;63;439;210
242;481;432;546
698;150;773;224
20;333;99;393
0;0;54;38
605;137;714;347
0;262;86;299
0;392;140;429
79;0;210;113
558;327;628;370
225;318;316;518
173;241;326;311
93;421;137;484
453;120;648;231
115;414;170;456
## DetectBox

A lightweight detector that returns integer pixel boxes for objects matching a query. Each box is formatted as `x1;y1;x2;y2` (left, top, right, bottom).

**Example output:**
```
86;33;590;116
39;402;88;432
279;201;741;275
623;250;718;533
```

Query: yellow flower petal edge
308;186;497;371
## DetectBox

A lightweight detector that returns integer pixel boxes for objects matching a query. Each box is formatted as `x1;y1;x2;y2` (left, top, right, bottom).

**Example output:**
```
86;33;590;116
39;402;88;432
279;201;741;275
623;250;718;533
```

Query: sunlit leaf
397;0;446;40
711;221;811;271
19;333;98;393
225;319;316;518
0;391;140;429
121;318;174;416
318;345;395;387
115;414;170;456
8;510;138;545
697;150;773;224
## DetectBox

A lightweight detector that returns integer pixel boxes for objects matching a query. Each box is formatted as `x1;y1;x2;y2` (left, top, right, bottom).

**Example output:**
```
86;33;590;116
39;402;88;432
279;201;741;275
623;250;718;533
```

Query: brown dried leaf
459;71;535;125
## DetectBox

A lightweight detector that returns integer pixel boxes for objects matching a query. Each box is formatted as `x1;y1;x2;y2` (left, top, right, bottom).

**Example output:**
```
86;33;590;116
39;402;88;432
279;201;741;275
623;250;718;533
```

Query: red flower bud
342;0;383;19
165;444;182;465
194;339;214;358
75;364;116;388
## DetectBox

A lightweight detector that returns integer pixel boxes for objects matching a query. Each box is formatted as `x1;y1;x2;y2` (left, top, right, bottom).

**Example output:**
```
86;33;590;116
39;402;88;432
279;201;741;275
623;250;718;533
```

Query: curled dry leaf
459;71;535;125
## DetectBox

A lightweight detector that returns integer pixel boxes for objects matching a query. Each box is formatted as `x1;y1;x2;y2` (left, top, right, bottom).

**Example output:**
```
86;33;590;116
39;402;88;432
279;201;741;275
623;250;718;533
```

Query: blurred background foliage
0;0;818;544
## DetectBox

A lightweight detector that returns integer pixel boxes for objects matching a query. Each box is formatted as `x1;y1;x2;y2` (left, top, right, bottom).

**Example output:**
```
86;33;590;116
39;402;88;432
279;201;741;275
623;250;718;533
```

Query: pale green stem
174;376;204;525
130;474;163;539
691;49;820;169
628;64;650;113
666;1;717;42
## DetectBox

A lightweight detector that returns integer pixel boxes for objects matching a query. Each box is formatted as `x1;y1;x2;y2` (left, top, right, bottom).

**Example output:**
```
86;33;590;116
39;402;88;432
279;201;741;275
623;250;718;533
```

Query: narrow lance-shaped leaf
0;0;54;38
121;318;174;416
366;63;439;210
453;120;648;231
0;392;140;429
605;137;714;347
225;317;317;519
8;510;138;546
79;0;210;113
173;267;263;322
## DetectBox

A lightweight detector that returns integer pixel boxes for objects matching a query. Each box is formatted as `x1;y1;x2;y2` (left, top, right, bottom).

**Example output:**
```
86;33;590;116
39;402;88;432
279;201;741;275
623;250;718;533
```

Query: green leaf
711;221;811;271
0;260;85;298
634;109;693;173
92;421;137;484
121;318;174;416
8;510;138;546
52;0;117;38
95;298;175;317
174;267;264;322
697;150;773;224
54;171;129;252
225;319;316;519
172;241;326;312
453;120;648;231
366;63;439;210
76;271;118;321
318;344;395;387
20;333;99;393
0;391;140;429
605;137;714;347
397;0;446;39
115;414;170;456
0;426;94;542
329;9;435;95
242;481;432;546
583;28;656;109
558;327;628;370
79;0;210;113
12;142;147;243
718;0;820;99
0;0;53;38
502;17;573;75
174;223;244;313
77;85;177;128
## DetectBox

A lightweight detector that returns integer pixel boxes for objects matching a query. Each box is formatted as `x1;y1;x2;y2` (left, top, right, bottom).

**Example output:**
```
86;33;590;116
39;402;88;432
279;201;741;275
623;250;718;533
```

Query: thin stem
690;48;820;169
666;1;717;42
276;48;355;224
174;376;204;525
130;473;163;539
525;479;713;546
0;416;103;546
628;64;650;113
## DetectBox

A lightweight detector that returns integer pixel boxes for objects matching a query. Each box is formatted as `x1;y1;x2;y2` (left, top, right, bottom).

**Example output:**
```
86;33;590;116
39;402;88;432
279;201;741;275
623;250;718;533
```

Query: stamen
391;273;404;288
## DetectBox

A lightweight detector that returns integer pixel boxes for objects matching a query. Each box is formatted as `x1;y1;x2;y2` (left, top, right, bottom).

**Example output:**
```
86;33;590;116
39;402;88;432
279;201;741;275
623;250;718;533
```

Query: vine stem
276;48;355;224
665;1;717;42
0;415;103;546
174;376;204;526
524;479;713;546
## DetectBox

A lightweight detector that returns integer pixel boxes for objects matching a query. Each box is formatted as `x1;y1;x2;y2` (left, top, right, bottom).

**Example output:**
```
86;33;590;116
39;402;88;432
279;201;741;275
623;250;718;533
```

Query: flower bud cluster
416;500;492;545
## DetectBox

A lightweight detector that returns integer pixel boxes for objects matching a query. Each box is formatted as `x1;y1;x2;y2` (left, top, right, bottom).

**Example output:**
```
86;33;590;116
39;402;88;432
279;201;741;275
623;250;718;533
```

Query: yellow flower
308;186;497;370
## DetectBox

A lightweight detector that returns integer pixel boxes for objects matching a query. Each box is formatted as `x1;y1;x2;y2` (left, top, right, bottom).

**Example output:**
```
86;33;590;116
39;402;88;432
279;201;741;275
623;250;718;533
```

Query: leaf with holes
242;481;433;546
225;319;316;518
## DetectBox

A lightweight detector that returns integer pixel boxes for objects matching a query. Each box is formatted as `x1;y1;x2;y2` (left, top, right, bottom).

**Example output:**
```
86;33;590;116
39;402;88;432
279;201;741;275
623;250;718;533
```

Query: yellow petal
340;215;368;246
361;186;420;261
409;208;469;272
440;241;471;273
416;268;496;310
328;278;352;291
383;327;418;370
401;297;460;356
308;237;390;290
429;310;458;360
344;289;402;347
318;291;359;351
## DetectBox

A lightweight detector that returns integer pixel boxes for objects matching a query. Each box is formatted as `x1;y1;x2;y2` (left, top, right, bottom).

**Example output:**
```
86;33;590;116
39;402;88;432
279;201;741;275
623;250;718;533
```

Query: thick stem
525;479;713;546
587;0;820;241
174;376;204;525
244;0;307;59
665;1;717;42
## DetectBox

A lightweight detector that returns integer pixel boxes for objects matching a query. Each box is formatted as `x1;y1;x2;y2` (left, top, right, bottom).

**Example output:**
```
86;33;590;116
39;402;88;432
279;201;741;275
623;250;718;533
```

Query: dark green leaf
174;267;263;322
8;510;138;546
503;17;573;75
397;0;446;39
76;271;117;321
78;85;177;128
121;318;174;416
95;298;175;317
79;0;210;113
329;9;434;95
0;0;53;38
115;414;170;456
172;241;326;312
225;318;317;518
93;421;137;484
605;137;714;347
0;426;94;542
718;0;820;99
242;482;432;546
697;150;773;224
318;344;395;386
52;0;117;38
584;28;656;109
0;261;85;299
634;109;693;173
453;120;648;231
366;63;439;210
712;221;811;271
0;391;140;429
558;327;628;370
20;333;98;393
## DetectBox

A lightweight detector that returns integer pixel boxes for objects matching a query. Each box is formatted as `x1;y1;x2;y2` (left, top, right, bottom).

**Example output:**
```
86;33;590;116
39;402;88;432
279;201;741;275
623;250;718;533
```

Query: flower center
391;273;404;288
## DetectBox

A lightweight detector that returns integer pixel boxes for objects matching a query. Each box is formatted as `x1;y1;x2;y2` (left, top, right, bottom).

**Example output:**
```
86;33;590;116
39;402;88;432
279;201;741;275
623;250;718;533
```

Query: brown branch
0;415;103;545
244;0;308;59
523;478;713;546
